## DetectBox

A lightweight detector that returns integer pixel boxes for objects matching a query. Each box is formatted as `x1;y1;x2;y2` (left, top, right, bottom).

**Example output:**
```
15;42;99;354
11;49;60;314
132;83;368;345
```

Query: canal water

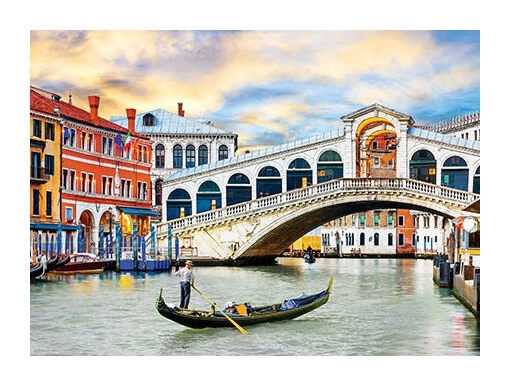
28;258;481;382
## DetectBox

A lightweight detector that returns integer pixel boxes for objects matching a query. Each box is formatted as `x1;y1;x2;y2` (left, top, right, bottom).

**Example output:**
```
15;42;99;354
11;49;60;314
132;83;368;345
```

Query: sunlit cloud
30;30;480;147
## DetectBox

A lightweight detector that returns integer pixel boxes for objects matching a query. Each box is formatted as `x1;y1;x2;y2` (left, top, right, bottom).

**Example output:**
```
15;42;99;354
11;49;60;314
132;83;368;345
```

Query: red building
30;86;155;259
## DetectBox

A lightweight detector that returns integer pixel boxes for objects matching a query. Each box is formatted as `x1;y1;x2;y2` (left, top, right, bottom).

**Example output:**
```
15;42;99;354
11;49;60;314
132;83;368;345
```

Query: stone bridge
155;177;478;262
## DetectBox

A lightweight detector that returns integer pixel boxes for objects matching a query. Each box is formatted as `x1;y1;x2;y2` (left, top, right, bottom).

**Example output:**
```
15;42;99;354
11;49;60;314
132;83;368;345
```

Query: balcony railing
30;166;50;183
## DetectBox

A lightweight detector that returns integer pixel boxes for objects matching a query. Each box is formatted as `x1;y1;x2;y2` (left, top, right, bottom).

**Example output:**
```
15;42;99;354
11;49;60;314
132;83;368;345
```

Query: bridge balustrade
157;178;479;238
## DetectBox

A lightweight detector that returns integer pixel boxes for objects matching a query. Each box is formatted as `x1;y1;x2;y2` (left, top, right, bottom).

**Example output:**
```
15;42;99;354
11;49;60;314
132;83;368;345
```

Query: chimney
88;96;100;124
126;108;136;132
178;102;185;117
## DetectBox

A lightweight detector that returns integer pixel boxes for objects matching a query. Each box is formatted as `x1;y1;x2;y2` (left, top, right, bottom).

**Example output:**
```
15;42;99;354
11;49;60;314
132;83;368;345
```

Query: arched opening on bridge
409;149;437;183
166;188;192;221
441;156;469;191
256;166;282;197
226;173;252;206
317;150;343;183
287;158;312;190
355;117;396;178
197;180;222;213
473;165;480;194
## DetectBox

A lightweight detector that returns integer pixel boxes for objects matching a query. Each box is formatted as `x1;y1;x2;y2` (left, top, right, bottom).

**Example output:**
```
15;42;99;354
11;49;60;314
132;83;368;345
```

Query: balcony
30;166;51;184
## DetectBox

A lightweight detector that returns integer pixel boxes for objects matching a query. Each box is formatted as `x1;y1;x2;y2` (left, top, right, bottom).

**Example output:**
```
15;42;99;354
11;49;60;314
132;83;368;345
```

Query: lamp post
108;207;113;259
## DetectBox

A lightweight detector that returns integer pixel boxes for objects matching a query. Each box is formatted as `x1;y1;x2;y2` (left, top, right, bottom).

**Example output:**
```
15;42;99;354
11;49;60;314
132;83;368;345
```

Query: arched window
388;233;393;246
256;166;282;197
155;144;165;168
166;188;192;221
173;144;183;168
197;180;221;213
226;173;251;206
360;232;365;246
317;150;343;183
218;145;228;160
143;113;155;126
441;156;469;191
287;158;312;191
198;145;208;166
410;149;437;183
473;165;480;194
186;145;196;168
374;233;379;246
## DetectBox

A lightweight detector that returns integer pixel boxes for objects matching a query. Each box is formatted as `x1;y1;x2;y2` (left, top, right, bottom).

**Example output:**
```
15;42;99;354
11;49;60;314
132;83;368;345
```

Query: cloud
30;30;480;146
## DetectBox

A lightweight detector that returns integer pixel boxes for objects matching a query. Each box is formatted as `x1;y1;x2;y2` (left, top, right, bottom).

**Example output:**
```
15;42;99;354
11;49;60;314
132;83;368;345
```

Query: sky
29;29;480;152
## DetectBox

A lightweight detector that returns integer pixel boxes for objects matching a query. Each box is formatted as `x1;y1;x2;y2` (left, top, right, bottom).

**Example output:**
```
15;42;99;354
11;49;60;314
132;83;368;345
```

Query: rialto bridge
154;103;480;262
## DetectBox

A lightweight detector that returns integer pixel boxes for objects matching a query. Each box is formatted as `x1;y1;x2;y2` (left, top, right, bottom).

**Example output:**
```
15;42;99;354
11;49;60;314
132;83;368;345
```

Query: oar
191;284;248;335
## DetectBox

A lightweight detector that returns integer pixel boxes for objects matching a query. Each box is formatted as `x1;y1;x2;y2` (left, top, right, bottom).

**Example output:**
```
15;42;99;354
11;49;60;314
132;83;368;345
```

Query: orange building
30;86;155;259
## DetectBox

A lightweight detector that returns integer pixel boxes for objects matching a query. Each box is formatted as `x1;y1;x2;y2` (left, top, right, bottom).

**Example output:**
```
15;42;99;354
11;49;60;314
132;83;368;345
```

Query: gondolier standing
174;260;195;309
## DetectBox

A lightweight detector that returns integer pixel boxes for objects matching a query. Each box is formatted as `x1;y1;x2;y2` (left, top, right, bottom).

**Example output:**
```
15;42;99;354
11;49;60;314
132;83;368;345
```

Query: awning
119;206;158;217
30;223;80;231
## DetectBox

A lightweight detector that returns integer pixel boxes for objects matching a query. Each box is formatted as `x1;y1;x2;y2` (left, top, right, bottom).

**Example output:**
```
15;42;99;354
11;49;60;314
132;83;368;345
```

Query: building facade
111;103;238;221
30;86;156;259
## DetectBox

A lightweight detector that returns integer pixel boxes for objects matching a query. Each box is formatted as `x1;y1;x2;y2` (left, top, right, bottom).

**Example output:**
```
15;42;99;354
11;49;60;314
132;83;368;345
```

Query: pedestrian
174;260;195;309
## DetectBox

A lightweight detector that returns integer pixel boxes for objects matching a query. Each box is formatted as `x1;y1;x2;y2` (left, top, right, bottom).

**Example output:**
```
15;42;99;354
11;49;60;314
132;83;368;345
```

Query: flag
114;133;123;153
123;132;132;152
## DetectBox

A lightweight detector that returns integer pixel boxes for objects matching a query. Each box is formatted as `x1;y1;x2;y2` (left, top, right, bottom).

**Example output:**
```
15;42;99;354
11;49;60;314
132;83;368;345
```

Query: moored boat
156;277;333;330
52;253;107;274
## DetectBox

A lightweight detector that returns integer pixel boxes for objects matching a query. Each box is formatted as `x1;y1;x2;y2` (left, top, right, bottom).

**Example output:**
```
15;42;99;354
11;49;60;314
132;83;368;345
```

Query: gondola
156;277;333;329
30;254;70;278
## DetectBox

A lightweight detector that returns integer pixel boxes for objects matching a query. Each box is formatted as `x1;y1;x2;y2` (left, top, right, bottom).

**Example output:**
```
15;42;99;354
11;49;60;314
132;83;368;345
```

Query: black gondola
156;277;333;329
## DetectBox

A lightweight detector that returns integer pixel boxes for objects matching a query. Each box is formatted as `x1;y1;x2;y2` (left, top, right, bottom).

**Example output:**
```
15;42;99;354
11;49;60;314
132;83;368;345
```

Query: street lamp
107;207;113;258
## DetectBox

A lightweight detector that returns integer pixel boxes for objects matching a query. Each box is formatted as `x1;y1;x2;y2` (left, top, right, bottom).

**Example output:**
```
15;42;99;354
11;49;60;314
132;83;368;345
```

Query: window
45;122;55;141
155;144;165;168
398;215;404;226
33;189;40;215
69;170;76;190
388;212;394;226
373;157;380;167
155;179;163;205
198;145;208;165
65;207;73;222
44;154;55;176
173;145;183;168
102;176;113;195
360;233;365;246
186;145;196;168
359;213;365;227
374;211;380;227
138;182;147;200
143;113;155;126
32;119;42;138
372;141;378;150
218;145;228;160
374;233;379;246
62;169;69;189
398;233;405;246
81;173;87;192
102;136;113;156
424;216;430;228
46;191;52;216
388;233;393;246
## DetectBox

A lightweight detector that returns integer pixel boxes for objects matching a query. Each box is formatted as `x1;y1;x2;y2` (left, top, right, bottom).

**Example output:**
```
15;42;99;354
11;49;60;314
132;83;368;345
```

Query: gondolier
174;260;195;309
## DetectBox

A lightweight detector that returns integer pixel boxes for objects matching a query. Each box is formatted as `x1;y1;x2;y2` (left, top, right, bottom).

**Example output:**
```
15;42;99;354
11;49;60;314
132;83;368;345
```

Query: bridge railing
157;178;479;236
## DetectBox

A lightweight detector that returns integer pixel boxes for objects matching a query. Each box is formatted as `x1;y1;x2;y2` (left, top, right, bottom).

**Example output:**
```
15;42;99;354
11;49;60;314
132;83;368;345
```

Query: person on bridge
174;260;195;309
